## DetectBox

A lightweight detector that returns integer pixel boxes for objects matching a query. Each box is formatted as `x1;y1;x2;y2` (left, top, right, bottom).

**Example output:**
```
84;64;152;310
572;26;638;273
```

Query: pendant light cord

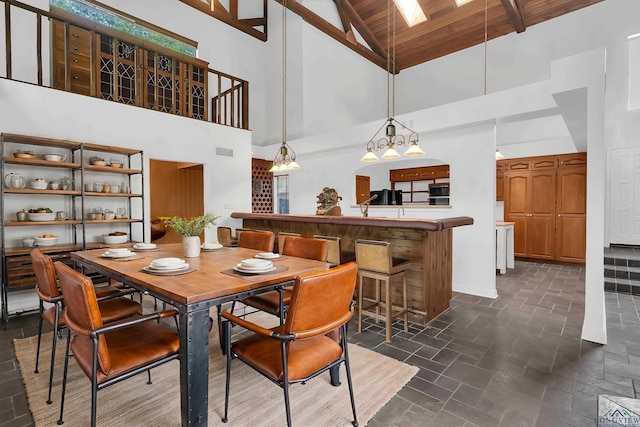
282;0;287;144
484;0;488;95
386;0;391;120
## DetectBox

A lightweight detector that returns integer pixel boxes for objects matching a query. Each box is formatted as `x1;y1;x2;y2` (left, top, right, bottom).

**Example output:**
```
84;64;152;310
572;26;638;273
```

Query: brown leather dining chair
241;236;328;323
220;262;359;427
54;261;180;427
217;226;238;247
236;230;275;252
30;248;142;405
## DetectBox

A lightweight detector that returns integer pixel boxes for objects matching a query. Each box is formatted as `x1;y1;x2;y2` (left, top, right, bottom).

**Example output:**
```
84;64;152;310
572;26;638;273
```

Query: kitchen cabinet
52;21;95;96
390;165;450;205
0;133;144;323
503;153;586;263
496;160;505;201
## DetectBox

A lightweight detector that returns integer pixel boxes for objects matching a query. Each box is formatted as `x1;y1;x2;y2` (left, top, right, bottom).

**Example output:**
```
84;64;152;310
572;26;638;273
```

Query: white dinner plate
144;263;189;273
233;265;277;274
101;251;135;258
133;243;157;250
151;257;185;268
237;261;273;271
147;262;187;271
255;252;280;259
239;258;272;268
201;243;223;250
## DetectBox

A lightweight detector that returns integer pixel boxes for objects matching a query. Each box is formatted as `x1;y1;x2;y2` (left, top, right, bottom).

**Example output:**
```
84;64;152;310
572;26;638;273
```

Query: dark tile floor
0;259;637;426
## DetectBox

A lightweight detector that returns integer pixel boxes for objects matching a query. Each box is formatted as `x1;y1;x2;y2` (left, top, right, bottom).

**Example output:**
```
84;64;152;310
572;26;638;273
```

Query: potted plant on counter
165;213;220;257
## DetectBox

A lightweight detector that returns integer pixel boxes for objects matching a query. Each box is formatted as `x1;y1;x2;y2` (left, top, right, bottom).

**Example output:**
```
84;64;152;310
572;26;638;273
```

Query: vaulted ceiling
181;0;605;71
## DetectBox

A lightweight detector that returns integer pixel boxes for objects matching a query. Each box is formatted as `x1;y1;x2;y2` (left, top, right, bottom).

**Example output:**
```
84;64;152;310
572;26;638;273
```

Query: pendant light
269;0;300;173
361;0;424;162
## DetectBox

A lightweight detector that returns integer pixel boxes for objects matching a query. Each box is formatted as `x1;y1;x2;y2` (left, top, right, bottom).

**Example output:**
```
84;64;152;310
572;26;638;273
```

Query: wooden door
355;175;370;204
556;165;586;262
527;171;556;260
496;161;505;201
504;172;530;256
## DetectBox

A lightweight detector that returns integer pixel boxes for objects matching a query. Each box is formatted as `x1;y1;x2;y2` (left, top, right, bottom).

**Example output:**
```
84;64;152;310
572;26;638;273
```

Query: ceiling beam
335;0;387;59
273;0;387;70
499;0;526;33
332;0;357;44
179;0;267;41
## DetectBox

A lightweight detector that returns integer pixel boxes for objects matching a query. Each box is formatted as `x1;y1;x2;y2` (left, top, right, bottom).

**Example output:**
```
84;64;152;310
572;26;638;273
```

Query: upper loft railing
0;0;249;130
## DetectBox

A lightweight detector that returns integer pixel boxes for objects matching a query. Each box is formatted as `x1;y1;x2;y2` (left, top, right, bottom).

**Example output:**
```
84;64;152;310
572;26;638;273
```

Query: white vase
183;235;201;258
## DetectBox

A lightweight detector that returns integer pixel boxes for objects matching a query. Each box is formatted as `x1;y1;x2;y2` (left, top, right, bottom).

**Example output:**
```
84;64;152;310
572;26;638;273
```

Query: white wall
0;79;252;314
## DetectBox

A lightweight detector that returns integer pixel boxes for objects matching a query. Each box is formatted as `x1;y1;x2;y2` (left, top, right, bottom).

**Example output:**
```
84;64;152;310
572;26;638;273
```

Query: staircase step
604;264;640;280
605;277;640;295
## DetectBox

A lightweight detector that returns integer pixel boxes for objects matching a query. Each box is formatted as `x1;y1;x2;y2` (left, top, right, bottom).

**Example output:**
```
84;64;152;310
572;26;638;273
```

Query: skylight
455;0;475;6
392;0;427;27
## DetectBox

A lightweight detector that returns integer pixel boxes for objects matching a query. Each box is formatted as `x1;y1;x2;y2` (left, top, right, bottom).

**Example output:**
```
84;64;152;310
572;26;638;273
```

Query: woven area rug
14;315;418;426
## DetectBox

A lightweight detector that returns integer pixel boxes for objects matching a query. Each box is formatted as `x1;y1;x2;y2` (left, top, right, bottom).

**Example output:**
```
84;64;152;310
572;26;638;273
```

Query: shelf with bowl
4;188;81;195
1;132;145;325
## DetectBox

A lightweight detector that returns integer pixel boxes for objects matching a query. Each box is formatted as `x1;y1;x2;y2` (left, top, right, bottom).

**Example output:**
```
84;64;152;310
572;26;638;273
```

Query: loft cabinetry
0;133;144;323
390;165;450;205
51;17;208;119
503;153;586;263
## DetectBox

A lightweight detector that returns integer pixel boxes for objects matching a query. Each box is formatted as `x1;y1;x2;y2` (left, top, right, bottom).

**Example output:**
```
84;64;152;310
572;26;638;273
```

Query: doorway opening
149;159;204;243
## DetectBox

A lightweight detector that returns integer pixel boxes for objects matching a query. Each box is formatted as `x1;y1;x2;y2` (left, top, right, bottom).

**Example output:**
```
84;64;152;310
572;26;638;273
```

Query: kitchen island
231;212;473;324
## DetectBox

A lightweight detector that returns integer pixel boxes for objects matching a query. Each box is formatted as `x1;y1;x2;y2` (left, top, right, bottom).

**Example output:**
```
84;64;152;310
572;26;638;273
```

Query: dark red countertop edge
231;212;473;232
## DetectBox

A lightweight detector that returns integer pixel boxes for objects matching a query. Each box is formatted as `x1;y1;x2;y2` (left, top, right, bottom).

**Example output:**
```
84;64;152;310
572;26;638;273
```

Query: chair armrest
90;309;177;337
293;312;352;340
95;288;138;301
221;311;276;338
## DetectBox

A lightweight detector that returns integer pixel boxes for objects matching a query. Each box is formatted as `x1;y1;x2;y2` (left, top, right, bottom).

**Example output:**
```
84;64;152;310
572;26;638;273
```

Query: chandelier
361;0;424;162
269;0;300;173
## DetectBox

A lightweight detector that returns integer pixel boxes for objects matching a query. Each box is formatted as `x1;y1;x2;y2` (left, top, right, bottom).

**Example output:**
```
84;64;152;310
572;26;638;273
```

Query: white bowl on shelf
29;180;48;190
43;154;64;162
102;234;128;244
34;236;58;246
27;212;56;221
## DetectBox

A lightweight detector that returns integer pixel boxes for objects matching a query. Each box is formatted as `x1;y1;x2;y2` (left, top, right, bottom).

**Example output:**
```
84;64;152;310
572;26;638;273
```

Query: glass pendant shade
404;142;425;156
381;146;401;159
287;160;301;170
361;150;380;162
495;149;505;160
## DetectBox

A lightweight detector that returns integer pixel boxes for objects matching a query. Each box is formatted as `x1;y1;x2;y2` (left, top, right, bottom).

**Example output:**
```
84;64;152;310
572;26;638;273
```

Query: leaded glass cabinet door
142;51;178;113
98;35;137;105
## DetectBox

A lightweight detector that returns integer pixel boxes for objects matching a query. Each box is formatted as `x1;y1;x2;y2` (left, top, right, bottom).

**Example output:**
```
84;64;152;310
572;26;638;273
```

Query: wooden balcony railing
0;0;249;130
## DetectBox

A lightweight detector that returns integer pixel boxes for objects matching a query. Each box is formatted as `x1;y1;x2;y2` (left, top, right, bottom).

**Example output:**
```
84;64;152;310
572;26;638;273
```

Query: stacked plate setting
101;248;135;258
133;242;157;250
145;257;189;273
234;258;276;273
255;252;280;260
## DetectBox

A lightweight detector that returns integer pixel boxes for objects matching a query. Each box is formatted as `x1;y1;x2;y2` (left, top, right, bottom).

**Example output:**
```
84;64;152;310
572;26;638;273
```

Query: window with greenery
50;0;197;57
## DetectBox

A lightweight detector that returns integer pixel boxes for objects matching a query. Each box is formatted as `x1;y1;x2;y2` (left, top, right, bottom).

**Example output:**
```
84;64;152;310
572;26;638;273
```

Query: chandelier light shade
270;0;300;173
361;0;425;163
495;149;505;160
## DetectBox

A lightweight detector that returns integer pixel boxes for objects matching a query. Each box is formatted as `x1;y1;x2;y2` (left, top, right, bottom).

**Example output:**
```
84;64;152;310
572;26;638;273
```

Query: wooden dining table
71;243;330;426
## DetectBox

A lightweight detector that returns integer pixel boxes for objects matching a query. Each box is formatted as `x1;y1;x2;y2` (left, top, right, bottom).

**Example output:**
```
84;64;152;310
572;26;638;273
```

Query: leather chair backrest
313;235;341;265
355;239;392;274
237;230;275;252
277;232;300;253
54;261;111;374
285;262;357;336
217;226;233;246
282;236;328;262
30;248;60;300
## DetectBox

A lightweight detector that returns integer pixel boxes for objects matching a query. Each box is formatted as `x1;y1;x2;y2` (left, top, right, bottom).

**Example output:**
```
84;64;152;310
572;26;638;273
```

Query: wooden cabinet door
527;170;556;260
504;172;530;256
556;166;586;262
496;161;505;201
355;175;370;204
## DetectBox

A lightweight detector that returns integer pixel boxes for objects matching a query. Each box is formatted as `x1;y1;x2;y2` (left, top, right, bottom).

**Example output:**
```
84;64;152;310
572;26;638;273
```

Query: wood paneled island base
231;213;474;325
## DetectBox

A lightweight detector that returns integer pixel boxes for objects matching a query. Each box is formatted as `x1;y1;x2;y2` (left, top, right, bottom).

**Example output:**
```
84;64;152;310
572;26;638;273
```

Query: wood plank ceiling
182;0;605;71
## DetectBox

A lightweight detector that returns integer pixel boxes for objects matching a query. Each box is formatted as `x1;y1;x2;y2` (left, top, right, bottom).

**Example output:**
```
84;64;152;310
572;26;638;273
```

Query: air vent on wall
215;147;233;157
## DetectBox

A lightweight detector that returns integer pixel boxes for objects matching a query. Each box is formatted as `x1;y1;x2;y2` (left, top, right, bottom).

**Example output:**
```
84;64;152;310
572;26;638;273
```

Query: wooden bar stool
355;239;410;342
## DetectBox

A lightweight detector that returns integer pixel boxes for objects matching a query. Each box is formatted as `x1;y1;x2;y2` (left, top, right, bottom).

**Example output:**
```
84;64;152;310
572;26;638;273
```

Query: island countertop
230;212;474;325
230;212;474;231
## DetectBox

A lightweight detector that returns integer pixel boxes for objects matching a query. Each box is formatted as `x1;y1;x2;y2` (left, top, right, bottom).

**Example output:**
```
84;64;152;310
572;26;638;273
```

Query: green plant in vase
165;213;220;257
58;176;71;191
